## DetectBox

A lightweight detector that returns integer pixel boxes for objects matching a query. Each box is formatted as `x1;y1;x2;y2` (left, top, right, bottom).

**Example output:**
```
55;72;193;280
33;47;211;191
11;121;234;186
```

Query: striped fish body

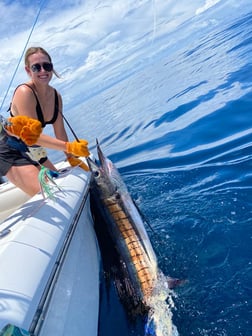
87;142;158;313
104;192;157;300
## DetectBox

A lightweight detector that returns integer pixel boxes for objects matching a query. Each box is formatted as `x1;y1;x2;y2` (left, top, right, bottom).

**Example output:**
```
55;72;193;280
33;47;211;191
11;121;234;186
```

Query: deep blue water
63;4;252;336
67;4;251;336
3;1;251;335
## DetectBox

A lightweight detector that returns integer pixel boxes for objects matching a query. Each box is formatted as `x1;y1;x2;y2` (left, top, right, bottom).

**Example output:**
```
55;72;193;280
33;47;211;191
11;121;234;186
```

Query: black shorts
0;140;39;176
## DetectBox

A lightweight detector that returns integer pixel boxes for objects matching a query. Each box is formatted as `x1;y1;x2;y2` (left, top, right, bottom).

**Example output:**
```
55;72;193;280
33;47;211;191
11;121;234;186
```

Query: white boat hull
0;163;100;335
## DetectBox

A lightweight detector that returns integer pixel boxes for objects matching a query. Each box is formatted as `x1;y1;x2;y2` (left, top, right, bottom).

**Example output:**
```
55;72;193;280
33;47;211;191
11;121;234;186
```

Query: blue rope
0;0;47;113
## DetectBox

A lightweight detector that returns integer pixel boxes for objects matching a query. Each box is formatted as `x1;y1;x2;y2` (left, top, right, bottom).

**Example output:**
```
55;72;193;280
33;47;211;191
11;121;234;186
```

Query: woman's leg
41;158;58;171
6;164;41;196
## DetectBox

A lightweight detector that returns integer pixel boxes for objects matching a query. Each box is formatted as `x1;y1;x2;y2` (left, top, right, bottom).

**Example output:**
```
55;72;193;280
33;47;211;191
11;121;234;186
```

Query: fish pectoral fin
167;276;188;289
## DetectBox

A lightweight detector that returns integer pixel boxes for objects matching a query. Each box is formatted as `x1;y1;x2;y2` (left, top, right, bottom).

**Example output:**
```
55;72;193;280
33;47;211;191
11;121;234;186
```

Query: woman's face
26;52;53;85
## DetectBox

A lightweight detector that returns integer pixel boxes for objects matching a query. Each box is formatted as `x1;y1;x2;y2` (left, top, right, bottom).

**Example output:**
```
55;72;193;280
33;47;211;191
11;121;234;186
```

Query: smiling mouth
38;75;49;79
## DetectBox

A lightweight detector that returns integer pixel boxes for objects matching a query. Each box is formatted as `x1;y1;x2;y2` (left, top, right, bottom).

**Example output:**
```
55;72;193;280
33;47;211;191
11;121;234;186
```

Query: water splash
145;271;179;336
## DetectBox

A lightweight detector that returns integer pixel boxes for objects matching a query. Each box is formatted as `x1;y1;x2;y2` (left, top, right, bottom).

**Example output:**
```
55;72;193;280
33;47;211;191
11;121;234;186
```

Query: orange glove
68;157;89;172
66;139;90;157
6;116;42;146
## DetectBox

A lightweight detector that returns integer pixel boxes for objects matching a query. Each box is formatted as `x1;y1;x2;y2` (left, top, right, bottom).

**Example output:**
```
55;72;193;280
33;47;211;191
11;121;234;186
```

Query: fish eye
115;192;120;200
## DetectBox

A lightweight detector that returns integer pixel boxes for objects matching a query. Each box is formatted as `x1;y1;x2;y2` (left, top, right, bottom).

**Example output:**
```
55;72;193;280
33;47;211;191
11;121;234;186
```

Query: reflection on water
71;4;252;336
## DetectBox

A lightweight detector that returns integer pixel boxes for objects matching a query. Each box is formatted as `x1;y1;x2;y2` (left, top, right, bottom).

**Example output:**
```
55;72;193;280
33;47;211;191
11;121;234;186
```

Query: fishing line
101;0;158;138
0;0;47;113
61;113;80;142
151;0;157;46
1;0;81;143
120;0;157;95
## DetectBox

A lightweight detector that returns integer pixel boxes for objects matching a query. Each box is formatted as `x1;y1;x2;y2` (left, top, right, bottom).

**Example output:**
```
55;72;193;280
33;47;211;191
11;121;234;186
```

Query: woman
0;47;89;196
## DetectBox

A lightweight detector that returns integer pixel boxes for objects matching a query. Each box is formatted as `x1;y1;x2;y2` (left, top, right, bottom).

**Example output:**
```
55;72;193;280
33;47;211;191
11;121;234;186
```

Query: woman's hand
67;156;89;171
6;116;42;145
66;139;90;157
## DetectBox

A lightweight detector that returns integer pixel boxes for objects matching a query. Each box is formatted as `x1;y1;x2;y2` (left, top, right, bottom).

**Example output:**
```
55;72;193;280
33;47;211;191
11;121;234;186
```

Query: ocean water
2;0;251;335
65;2;251;336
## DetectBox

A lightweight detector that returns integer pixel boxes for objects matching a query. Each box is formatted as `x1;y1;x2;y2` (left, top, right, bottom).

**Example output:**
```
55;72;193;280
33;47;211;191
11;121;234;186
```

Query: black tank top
9;84;59;128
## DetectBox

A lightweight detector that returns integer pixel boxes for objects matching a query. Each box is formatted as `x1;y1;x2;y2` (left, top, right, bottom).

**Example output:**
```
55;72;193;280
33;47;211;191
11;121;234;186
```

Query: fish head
87;151;117;198
87;140;127;198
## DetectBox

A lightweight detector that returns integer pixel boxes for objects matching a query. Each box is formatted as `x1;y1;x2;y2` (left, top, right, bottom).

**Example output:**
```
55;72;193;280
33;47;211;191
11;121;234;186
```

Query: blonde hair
25;47;61;78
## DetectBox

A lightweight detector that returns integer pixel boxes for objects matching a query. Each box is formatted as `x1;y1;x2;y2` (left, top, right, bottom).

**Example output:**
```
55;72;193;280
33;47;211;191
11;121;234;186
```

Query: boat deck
0;163;100;335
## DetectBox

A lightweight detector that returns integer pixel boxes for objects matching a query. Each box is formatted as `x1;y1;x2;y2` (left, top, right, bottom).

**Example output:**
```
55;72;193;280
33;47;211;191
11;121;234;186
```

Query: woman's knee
6;165;40;196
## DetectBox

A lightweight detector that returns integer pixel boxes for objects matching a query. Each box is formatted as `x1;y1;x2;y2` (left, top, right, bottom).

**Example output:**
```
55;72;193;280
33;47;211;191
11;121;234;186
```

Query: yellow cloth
66;139;90;157
68;157;89;172
6;116;42;146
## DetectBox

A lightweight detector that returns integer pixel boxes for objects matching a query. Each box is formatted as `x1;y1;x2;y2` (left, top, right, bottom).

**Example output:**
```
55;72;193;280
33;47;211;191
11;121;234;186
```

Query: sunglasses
30;62;53;73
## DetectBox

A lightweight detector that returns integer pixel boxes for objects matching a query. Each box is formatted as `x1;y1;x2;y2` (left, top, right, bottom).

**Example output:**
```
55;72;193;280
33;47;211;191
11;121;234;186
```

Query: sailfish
87;141;180;336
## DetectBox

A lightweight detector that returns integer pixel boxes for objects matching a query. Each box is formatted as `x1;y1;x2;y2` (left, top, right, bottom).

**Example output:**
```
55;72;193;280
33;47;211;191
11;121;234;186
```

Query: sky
0;0;223;113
